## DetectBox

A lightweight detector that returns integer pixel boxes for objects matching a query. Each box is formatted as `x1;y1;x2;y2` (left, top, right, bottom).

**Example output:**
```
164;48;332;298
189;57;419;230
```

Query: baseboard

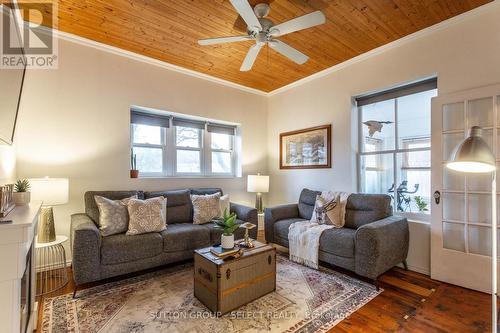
398;263;430;276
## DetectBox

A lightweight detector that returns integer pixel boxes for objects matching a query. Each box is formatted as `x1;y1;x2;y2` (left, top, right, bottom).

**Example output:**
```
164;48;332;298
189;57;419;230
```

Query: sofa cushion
274;218;308;240
190;188;223;196
344;194;392;229
144;190;191;224
161;223;210;252
204;219;248;244
319;228;356;258
85;191;144;224
100;232;163;265
298;189;321;220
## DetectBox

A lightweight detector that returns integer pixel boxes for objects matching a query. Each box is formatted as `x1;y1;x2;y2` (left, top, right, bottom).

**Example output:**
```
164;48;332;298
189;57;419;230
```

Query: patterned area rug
41;256;381;333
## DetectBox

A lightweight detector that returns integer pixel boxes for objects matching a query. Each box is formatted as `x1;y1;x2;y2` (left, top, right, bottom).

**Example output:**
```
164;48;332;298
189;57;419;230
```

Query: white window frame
357;96;433;223
207;129;236;176
131;112;238;178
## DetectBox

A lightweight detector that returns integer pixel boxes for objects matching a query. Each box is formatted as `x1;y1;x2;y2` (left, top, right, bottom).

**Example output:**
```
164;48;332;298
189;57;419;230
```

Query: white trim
398;263;430;276
267;1;500;96
48;1;498;97
53;30;268;96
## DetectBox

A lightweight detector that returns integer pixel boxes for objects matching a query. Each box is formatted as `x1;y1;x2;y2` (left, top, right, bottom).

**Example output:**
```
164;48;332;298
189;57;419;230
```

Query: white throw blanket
288;191;351;269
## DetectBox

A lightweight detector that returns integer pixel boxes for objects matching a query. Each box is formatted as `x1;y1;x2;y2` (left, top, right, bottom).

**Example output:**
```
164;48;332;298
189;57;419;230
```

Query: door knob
434;191;441;204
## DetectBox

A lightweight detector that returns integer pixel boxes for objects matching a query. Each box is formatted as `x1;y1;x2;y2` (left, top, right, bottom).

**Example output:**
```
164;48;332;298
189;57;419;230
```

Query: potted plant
414;196;429;212
130;150;139;178
13;179;31;205
213;209;239;249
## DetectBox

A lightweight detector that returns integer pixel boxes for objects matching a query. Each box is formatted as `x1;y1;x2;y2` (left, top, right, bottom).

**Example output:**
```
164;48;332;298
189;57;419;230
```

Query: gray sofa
71;188;257;294
264;189;409;287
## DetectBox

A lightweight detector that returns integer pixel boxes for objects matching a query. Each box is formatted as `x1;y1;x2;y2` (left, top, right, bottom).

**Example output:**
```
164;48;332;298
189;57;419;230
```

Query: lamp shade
29;177;69;206
446;126;496;173
247;174;269;193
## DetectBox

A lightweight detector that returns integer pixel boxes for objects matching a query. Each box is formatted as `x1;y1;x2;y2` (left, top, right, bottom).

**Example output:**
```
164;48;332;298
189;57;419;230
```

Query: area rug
41;255;381;333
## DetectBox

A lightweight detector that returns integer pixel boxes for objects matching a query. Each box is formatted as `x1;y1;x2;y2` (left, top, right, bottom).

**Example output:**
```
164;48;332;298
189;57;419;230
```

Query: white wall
15;38;268;257
0;144;16;184
267;4;500;274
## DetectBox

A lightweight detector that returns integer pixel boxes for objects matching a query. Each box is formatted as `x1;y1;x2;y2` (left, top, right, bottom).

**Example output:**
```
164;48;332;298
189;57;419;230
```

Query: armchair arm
230;202;258;225
354;216;409;280
71;213;101;285
230;202;258;239
264;204;299;243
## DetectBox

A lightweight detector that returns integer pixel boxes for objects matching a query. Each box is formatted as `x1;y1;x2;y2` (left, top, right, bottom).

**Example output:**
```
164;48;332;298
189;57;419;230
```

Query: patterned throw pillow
191;193;221;225
126;197;167;235
94;195;137;236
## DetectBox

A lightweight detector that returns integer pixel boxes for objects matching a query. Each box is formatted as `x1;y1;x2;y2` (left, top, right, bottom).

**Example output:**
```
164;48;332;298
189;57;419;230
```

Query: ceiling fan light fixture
199;0;326;71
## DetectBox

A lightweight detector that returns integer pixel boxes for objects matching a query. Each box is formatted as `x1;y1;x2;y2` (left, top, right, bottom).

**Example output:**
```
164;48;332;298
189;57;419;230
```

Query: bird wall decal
363;120;394;137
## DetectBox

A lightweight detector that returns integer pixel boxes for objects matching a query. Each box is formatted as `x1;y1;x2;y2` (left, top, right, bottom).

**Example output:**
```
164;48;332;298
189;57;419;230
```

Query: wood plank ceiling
19;0;492;92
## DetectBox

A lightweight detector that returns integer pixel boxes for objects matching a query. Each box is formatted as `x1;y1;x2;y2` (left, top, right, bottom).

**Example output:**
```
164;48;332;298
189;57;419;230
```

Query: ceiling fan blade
270;11;325;37
269;40;309;64
229;0;262;32
240;44;263;71
198;35;252;45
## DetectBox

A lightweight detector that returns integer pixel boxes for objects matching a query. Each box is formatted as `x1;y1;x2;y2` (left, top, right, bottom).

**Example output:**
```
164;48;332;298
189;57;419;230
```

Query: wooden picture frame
280;124;332;169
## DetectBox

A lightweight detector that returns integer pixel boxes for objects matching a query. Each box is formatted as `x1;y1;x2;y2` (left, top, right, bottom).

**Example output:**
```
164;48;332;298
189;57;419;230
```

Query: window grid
357;98;432;221
131;121;237;178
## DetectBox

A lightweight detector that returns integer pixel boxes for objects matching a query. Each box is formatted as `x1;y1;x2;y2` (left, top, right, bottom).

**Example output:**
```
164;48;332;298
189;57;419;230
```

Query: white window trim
357;97;432;223
131;113;239;178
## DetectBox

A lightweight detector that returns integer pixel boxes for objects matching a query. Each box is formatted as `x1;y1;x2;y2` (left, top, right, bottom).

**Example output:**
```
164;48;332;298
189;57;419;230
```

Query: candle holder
238;222;256;248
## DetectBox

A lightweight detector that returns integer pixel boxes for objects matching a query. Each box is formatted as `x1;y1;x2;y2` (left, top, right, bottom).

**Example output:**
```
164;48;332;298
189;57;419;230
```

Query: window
356;78;437;220
130;109;238;177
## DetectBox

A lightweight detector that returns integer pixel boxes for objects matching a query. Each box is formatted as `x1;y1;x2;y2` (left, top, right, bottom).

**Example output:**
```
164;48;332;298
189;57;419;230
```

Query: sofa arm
354;216;409;280
264;204;299;243
71;213;101;285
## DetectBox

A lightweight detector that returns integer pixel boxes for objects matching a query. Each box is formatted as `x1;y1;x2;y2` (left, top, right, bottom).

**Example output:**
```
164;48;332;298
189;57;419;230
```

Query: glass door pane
442;102;464;131
443;222;465;252
468;97;493;128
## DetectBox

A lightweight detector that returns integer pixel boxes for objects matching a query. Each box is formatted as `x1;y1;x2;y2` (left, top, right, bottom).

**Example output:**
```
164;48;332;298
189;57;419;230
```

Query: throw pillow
94;195;137;236
312;194;338;225
219;194;230;217
191;192;221;225
310;191;350;227
126;197;167;235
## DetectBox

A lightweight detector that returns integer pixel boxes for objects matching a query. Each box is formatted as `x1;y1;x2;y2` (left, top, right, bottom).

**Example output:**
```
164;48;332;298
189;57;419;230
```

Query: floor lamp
447;126;497;332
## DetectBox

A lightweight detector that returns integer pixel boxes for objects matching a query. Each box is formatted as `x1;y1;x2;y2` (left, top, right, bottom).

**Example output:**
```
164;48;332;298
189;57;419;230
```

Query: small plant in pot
13;179;31;205
414;196;429;212
214;209;239;249
130;150;139;178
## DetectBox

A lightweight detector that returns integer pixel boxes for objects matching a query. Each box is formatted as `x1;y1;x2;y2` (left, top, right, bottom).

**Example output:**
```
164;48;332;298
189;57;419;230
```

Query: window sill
395;212;430;224
132;175;239;180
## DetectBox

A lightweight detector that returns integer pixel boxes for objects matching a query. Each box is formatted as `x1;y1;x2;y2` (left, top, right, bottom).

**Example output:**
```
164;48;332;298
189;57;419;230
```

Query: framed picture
280;124;331;169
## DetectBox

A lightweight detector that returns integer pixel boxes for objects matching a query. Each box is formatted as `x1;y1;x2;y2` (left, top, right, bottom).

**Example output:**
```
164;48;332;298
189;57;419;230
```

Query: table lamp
446;126;497;332
30;177;69;243
247;173;269;213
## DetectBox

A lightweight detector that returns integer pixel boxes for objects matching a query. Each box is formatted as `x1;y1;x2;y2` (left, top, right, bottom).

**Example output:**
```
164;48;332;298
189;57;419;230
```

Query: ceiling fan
198;0;326;71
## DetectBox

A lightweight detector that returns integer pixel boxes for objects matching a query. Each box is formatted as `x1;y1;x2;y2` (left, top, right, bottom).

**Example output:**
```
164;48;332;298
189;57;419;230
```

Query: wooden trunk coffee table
194;240;276;315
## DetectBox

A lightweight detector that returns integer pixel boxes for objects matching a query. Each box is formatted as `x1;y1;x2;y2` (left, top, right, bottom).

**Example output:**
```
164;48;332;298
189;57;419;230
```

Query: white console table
0;202;42;333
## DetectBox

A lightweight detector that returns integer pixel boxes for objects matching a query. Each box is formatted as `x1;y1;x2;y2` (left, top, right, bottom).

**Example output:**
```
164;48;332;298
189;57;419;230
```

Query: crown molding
267;1;500;96
51;0;497;98
53;30;268;97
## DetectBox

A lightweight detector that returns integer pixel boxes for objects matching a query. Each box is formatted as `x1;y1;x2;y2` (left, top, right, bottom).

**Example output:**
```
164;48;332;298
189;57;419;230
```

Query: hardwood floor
36;232;492;333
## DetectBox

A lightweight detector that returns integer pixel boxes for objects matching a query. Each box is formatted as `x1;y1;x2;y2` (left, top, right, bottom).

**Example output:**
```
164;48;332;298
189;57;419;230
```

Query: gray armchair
264;189;409;288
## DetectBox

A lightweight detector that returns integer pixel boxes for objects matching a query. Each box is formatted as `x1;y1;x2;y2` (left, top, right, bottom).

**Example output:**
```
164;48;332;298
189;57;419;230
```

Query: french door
431;83;500;292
